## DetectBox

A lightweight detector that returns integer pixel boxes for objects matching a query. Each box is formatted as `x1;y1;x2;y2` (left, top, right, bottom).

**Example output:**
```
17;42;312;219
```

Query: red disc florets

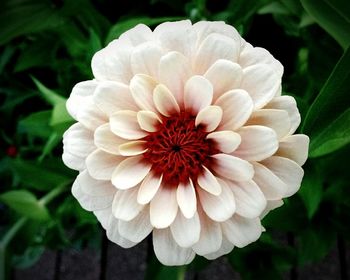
142;112;218;185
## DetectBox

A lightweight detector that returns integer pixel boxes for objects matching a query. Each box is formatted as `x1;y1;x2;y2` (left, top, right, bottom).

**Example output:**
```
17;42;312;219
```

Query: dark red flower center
142;112;219;185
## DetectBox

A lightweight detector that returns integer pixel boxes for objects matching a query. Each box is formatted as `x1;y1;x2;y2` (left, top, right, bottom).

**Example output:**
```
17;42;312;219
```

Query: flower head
63;20;309;265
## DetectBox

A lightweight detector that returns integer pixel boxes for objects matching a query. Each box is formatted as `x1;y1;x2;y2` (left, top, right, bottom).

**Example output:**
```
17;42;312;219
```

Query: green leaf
298;166;323;219
300;0;350;49
302;47;350;156
18;110;52;138
106;16;184;44
12;246;44;269
31;77;65;106
0;190;50;221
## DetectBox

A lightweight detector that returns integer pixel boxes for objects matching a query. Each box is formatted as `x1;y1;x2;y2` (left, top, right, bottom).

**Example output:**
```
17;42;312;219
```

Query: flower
62;20;309;266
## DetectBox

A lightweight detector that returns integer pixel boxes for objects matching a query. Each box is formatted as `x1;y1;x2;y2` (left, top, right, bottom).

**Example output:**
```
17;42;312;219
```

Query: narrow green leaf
31;77;65;106
302;47;350;156
0;190;49;221
50;101;73;128
18;110;52;138
300;0;350;49
106;16;184;44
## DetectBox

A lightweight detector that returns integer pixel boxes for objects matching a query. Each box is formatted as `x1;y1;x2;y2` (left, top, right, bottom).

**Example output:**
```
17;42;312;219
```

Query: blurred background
0;0;349;279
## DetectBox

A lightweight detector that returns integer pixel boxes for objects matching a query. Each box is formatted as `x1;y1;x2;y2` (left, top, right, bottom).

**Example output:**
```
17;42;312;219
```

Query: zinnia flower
62;20;309;265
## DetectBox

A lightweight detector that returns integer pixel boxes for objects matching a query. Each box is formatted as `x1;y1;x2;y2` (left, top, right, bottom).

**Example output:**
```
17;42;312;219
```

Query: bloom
62;20;309;265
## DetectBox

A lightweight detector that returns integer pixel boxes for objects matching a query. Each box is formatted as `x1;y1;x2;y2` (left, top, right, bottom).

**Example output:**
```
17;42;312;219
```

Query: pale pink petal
266;96;301;135
222;215;262;248
192;207;222;255
111;155;152;190
204;236;234;260
112;188;144;221
63;123;95;158
94;123;126;155
233;125;278;162
86;149;123;180
228;180;267;219
119;24;154;46
184;75;213;113
137;172;162;205
106;215;137;248
211;153;254;181
195;33;240;74
66;80;98;120
118;141;147;156
195;105;222;132
130;42;163;77
129;74;157;112
118;206;152;243
78;170;116;197
261;156;304;197
137;110;162;133
176;179;197;218
93;81;138;116
170;211;200;248
260;200;284;219
93;207;111;230
153;84;180;117
206;131;241;153
204;59;242;100
276;134;309;166
197;166;222;195
245;109;291;139
150;185;178;229
252;162;287;200
158;51;191;106
62;150;85;171
153;228;195;266
241;64;280;109
77;101;107;131
197;178;236;222
215;89;253;130
110;110;148;140
239;45;283;77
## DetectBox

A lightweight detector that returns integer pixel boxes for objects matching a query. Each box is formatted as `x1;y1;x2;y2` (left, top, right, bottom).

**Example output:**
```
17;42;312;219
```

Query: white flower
62;20;309;266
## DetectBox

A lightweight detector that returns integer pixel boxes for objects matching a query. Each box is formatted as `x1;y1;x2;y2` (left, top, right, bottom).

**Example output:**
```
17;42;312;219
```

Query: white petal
119;24;154;46
197;166;222;195
112;188;144;221
198;178;236;222
130;42;163;77
261;156;304;197
276;134;309;166
110;110;148;140
62;150;85;171
150;185;178;229
245;109;291;139
206;130;241;153
66;80;98;120
94;123;126;155
118;206;152;243
260;199;284;219
195;105;222;132
153;227;195;266
241;64;280;109
118;141;147;156
79;170;115;196
93;81;138;116
86;149;123;180
63;123;95;158
106;215;137;248
177;179;197;218
170;211;200;248
222;215;262;248
77;101;107;131
153;84;180;117
204;59;242;100
94;207;111;229
137;110;162;133
111;155;152;190
211;153;254;181
203;235;234;260
265;96;301;134
129;74;157;112
233;125;278;162
184;75;213;113
72;172;115;211
215;89;253;130
252;162;287;200
195;33;240;74
158;51;191;106
137;172;162;204
239;45;283;77
228;180;267;219
192;207;222;255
